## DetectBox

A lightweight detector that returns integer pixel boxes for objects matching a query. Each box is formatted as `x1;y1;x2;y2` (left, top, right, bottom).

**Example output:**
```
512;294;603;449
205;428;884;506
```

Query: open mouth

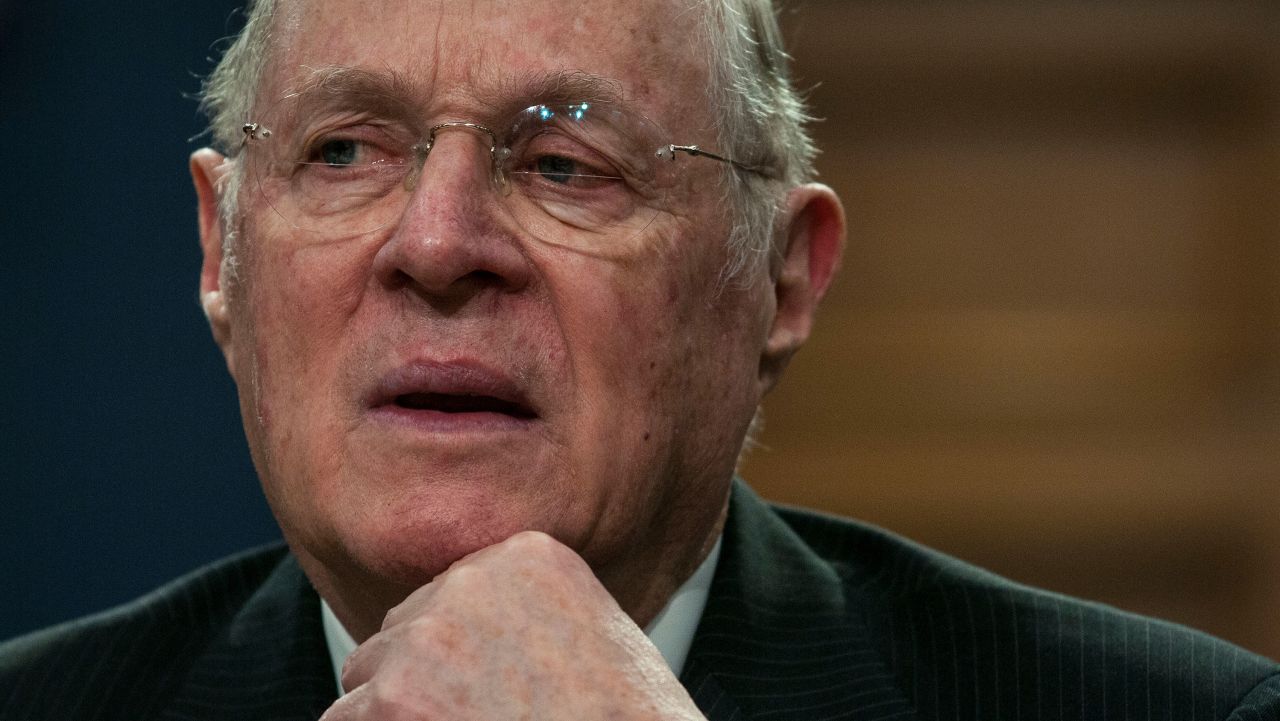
393;392;537;419
368;360;540;431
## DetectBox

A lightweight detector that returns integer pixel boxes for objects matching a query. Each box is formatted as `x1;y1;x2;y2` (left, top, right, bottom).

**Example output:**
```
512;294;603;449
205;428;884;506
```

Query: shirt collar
321;536;722;697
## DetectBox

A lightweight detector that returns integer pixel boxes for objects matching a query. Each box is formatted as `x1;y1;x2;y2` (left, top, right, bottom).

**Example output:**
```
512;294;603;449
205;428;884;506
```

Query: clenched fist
320;531;708;720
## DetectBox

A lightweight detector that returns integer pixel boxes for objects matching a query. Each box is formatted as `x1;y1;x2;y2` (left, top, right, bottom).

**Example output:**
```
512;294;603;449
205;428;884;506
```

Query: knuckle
338;654;359;688
437;562;486;598
365;681;424;721
382;582;436;630
338;633;379;690
510;529;555;548
404;614;459;649
510;530;572;562
402;614;439;641
380;604;406;631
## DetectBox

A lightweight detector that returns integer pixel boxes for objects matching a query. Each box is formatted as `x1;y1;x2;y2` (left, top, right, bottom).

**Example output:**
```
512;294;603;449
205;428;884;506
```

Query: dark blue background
0;2;282;641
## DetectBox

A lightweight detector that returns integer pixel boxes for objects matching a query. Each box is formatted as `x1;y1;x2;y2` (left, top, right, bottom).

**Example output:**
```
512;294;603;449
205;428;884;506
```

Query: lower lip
368;405;538;434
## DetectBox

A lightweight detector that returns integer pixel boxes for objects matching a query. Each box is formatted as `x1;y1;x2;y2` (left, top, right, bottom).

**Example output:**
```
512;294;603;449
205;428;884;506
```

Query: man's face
199;0;790;617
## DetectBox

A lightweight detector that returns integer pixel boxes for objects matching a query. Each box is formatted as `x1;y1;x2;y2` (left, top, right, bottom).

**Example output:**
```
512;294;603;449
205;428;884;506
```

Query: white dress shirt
321;537;722;697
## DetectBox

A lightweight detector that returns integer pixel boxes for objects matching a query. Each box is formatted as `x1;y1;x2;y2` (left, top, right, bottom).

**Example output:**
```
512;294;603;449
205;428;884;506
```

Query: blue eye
535;155;577;184
319;139;358;166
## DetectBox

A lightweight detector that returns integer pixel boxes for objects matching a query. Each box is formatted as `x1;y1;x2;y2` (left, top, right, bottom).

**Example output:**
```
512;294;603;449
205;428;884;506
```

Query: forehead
262;0;711;120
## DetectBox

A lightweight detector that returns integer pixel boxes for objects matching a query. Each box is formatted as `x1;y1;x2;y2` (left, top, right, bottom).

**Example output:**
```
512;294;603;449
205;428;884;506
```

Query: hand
319;531;708;720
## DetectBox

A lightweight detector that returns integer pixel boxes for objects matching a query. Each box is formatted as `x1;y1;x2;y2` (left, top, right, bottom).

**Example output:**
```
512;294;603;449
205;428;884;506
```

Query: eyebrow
264;65;629;127
496;70;626;109
266;66;420;130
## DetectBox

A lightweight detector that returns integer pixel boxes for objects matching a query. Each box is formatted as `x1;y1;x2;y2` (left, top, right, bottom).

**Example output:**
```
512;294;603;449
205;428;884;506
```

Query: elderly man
2;0;1278;719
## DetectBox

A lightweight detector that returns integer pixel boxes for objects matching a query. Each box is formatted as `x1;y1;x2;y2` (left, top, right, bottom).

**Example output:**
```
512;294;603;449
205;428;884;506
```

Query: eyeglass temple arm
658;144;774;179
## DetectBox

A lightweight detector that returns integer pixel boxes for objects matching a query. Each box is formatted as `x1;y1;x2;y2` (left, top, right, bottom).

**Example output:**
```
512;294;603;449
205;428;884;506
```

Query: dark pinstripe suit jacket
3;481;1278;720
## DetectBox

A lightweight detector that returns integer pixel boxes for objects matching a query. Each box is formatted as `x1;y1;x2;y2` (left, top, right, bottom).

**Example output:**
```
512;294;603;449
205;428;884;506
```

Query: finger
380;574;444;630
316;683;360;721
378;541;501;631
340;629;389;693
318;682;394;721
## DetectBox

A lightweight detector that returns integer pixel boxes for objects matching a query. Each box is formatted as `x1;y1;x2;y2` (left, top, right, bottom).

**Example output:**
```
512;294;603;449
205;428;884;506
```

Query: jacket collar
680;480;918;721
160;480;917;720
159;552;336;721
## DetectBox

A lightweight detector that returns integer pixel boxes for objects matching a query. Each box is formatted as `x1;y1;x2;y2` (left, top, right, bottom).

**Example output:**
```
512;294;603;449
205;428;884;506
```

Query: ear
191;148;235;362
758;183;845;394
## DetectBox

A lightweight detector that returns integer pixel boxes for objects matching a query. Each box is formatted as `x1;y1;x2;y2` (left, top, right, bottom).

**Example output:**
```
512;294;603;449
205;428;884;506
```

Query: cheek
226;233;386;542
229;232;377;443
563;236;759;434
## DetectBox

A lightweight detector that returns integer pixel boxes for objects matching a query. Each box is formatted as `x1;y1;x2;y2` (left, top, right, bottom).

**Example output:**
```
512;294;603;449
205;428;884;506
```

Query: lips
366;361;538;430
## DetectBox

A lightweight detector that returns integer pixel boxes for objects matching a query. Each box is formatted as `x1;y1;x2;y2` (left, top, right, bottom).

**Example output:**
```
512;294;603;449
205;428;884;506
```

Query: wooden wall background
744;1;1280;660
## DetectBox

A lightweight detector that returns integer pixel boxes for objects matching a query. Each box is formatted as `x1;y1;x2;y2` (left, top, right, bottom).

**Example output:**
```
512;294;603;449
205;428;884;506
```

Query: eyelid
296;109;416;143
299;122;417;163
509;131;621;175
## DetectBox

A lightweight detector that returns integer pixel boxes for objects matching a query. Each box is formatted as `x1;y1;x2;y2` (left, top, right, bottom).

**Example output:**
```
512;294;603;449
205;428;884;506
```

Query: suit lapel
683;658;747;721
681;481;918;721
151;483;917;720
159;554;337;721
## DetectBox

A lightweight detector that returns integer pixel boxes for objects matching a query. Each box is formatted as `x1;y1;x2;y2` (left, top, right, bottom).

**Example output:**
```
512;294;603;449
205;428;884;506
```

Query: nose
372;130;532;305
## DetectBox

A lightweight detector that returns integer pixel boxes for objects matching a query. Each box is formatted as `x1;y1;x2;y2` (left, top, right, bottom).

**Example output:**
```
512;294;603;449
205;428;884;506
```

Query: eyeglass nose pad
404;122;512;196
493;147;512;196
404;143;429;192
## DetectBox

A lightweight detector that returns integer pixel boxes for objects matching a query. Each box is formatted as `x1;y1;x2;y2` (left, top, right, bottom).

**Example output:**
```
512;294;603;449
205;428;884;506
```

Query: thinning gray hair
197;0;278;242
700;0;817;283
196;0;817;282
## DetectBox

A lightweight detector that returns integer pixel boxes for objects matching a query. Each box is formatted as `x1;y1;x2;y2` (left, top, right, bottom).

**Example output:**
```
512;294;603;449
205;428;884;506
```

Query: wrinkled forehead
258;0;712;126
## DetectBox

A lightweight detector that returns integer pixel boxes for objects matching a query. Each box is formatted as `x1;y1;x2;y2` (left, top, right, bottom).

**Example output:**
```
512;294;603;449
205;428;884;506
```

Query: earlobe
758;183;845;393
191;148;234;358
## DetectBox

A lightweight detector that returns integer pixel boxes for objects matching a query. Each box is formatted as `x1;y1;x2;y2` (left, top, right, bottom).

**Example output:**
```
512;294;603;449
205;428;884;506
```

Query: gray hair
200;0;278;157
196;0;817;282
197;0;278;236
700;0;818;283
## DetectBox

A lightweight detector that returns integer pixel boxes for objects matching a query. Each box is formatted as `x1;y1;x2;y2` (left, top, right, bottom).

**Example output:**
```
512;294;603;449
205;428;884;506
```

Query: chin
335;490;561;586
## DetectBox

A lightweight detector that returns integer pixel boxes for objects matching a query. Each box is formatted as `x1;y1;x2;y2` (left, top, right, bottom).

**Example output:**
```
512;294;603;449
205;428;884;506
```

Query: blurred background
749;1;1280;659
0;0;280;641
2;1;1277;660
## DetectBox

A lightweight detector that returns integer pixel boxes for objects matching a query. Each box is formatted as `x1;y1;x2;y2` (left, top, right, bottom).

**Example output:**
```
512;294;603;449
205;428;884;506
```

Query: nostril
462;270;502;285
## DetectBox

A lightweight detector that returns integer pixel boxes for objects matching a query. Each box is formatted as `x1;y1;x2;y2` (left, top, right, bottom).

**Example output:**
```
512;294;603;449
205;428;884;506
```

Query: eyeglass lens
244;97;695;248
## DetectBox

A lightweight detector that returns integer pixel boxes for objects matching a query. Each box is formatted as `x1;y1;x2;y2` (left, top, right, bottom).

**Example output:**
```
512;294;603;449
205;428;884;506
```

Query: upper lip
366;360;538;419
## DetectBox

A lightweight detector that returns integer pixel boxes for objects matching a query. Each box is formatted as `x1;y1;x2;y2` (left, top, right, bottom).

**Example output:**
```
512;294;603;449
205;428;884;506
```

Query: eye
305;137;378;167
296;123;412;170
506;129;625;191
317;138;359;166
286;125;415;203
534;155;581;184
